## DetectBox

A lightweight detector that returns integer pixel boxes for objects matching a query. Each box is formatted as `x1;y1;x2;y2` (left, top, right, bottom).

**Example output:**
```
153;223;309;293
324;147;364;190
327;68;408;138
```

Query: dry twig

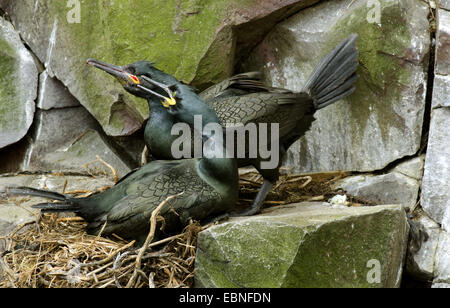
126;193;183;288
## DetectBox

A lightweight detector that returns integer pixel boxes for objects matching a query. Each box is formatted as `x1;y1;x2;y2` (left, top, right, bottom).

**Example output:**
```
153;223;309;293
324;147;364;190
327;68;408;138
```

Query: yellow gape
161;92;177;108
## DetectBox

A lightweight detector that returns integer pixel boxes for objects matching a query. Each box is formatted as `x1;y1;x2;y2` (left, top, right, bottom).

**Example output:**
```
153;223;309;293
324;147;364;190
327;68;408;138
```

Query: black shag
87;34;359;216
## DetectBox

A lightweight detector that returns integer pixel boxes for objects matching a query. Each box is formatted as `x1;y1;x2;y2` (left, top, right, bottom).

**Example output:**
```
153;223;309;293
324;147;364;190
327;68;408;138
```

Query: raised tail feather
3;186;80;213
304;34;359;110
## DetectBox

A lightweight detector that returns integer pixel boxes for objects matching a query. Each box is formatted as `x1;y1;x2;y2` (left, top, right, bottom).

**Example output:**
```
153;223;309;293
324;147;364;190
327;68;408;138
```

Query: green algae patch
324;2;415;146
8;0;237;136
0;17;37;148
195;203;408;288
0;43;18;128
4;0;324;136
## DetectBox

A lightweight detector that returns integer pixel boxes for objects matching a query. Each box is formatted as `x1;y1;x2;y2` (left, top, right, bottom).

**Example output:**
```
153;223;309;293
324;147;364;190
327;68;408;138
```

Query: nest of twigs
237;169;375;210
0;196;204;288
0;170;370;288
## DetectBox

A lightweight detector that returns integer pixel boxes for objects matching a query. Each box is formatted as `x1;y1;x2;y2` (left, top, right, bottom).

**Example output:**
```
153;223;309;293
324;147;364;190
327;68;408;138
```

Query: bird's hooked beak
86;58;140;85
86;58;177;107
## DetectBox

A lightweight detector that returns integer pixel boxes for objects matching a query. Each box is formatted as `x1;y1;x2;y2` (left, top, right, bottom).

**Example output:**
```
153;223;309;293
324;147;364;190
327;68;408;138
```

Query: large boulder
241;0;430;173
1;0;320;137
195;203;409;288
0;17;38;149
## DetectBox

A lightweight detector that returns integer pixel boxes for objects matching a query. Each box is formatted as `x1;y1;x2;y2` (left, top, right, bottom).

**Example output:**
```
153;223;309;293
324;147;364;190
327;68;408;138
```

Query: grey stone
332;172;420;210
0;203;37;236
421;108;450;231
40;129;133;179
391;155;425;181
17;106;134;177
0;203;38;254
21;107;101;172
195;203;408;288
37;71;80;110
0;17;38;149
0;173;115;195
432;282;450;288
436;9;450;75
242;0;430;173
406;213;441;280
0;1;149;136
438;0;450;10
432;75;450;109
434;231;450;283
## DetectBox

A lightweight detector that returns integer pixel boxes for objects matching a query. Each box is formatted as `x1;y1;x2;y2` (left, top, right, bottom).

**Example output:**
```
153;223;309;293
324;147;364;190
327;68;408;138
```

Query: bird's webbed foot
231;179;274;217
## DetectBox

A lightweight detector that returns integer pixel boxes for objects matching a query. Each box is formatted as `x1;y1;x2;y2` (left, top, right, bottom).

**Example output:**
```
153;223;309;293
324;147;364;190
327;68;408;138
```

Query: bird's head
87;59;177;106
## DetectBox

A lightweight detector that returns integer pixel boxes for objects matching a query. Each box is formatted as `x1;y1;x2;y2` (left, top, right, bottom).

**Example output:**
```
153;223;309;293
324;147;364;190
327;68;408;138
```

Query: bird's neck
194;107;238;194
144;98;178;159
146;82;238;193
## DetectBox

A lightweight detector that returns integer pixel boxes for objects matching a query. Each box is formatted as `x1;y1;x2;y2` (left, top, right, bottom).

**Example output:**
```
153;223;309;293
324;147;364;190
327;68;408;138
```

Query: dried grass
0;205;203;288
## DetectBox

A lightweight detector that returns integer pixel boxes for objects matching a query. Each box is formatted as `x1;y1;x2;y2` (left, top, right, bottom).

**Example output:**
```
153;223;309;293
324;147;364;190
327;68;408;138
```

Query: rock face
421;109;450;230
21;106;134;178
0;17;38;149
434;231;450;285
37;129;134;179
195;203;409;288
435;7;450;75
421;7;450;232
22;107;100;170
415;4;450;287
37;71;80;110
1;0;320;137
242;0;430;173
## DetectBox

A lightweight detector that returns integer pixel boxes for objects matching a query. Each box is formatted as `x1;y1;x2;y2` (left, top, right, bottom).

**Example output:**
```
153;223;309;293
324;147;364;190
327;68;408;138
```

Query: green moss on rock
325;3;414;145
0;17;37;148
195;204;408;288
4;0;322;136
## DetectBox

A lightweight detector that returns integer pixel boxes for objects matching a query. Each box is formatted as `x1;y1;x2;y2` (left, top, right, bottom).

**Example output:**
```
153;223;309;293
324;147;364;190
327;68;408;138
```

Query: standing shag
2;84;238;243
87;34;359;216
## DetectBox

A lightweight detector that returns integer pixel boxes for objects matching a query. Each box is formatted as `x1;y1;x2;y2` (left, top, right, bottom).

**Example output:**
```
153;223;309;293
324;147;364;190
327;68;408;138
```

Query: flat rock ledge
195;202;409;288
